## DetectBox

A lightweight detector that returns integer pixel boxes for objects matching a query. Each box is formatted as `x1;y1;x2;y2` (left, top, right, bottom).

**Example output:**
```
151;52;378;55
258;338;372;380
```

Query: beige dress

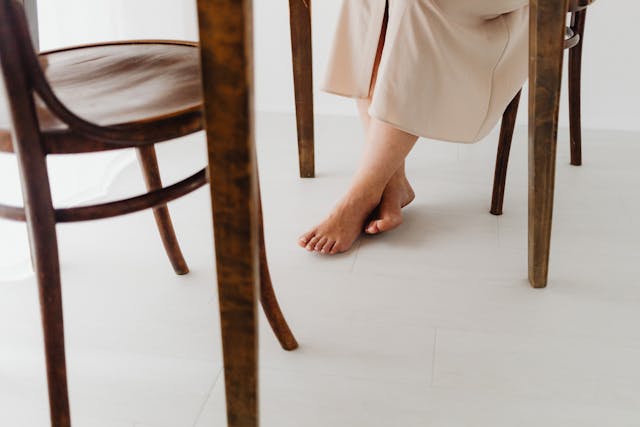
323;0;530;143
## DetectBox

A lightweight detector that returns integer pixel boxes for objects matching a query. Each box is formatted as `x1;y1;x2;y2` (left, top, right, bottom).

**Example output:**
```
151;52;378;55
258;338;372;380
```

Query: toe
365;220;381;235
306;236;320;251
330;241;343;254
314;237;328;252
321;240;335;254
298;230;316;248
376;214;403;232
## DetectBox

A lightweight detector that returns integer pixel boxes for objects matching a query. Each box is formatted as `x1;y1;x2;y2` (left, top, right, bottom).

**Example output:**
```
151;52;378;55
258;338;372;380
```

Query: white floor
1;113;640;426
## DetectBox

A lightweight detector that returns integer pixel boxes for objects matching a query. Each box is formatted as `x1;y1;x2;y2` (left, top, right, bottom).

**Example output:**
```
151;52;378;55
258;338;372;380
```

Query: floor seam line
191;367;223;427
430;328;438;387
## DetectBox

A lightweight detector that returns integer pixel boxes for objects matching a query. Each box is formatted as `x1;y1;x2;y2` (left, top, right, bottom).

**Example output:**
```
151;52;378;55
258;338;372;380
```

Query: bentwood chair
0;1;297;425
490;0;596;215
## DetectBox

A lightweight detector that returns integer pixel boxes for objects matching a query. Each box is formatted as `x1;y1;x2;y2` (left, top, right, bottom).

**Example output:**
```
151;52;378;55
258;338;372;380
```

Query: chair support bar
564;27;581;50
0;168;207;223
0;203;26;221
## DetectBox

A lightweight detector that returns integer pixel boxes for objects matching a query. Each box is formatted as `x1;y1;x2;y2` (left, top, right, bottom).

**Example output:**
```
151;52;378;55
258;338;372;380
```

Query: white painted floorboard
1;113;639;426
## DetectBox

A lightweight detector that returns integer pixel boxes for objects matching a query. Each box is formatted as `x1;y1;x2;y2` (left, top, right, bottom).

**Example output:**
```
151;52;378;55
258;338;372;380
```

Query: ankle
386;170;408;188
343;184;383;208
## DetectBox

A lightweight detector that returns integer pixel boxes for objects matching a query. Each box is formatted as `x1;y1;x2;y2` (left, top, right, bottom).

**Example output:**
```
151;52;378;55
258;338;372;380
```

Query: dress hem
320;86;484;144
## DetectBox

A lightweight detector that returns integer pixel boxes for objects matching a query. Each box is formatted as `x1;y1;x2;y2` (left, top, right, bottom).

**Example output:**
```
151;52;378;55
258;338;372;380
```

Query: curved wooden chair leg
491;90;522;216
136;145;189;275
33;219;71;427
568;9;586;166
20;155;71;426
258;196;298;351
288;0;315;178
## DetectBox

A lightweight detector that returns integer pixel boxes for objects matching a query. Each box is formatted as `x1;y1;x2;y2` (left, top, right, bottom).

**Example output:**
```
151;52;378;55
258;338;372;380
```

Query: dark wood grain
490;5;594;216
257;190;298;351
569;9;587;166
528;0;569;288
0;40;204;150
0;169;207;223
196;0;260;425
136;145;190;275
0;2;69;424
491;90;521;216
288;0;315;178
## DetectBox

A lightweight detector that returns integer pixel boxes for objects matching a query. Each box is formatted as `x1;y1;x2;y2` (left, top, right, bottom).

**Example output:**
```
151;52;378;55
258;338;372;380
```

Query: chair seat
0;41;203;153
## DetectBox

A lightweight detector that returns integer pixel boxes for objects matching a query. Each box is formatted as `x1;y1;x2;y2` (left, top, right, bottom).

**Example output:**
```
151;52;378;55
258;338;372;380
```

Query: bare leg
298;119;418;254
357;100;415;235
355;8;415;235
299;3;417;253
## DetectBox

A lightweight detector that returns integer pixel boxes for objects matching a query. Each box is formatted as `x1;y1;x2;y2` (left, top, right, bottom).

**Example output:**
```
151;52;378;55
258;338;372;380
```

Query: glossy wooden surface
0;41;204;152
196;0;260;425
529;0;569;288
0;2;70;424
491;90;521;216
257;190;299;351
492;5;591;216
137;145;190;275
569;9;587;166
288;0;315;178
0;169;206;223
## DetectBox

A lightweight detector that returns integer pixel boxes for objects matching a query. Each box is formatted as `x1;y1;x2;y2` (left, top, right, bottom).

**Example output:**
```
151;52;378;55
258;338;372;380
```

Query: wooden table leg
196;1;260;426
528;0;568;288
288;0;315;178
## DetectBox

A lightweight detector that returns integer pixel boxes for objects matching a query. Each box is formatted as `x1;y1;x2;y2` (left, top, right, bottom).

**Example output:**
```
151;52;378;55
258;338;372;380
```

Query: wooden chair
490;0;596;215
289;0;315;178
0;1;297;426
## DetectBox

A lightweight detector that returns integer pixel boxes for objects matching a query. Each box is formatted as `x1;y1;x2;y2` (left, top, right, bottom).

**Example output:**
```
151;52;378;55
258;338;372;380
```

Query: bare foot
365;173;415;235
298;191;380;255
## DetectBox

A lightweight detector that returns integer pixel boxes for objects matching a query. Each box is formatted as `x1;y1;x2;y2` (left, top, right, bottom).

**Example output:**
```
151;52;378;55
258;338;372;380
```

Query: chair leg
257;195;298;351
136;145;189;275
491;90;522;216
528;0;567;289
288;0;315;178
568;10;587;166
33;219;70;427
19;154;71;426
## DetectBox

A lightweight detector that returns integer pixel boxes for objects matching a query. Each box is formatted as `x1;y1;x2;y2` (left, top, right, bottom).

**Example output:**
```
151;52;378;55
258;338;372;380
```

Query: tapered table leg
528;0;568;288
196;1;260;426
288;0;315;178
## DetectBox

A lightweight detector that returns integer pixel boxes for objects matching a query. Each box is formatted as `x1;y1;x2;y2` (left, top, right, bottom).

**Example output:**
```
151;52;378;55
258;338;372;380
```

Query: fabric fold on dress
323;0;530;143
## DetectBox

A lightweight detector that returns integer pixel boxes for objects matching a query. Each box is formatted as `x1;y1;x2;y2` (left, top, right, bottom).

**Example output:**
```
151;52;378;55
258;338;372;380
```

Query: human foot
298;192;380;255
365;174;415;235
